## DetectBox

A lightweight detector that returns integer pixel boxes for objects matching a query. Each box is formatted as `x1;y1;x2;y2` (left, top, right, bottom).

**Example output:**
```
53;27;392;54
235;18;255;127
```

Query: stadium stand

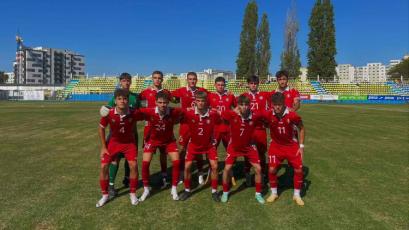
321;82;393;95
60;77;408;101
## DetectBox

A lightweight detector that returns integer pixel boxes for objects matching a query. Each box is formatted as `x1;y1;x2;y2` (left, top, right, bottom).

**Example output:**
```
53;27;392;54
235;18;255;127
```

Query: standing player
100;73;141;198
172;72;209;184
220;95;266;204
178;91;221;202
208;77;237;149
135;91;182;201
265;92;305;206
241;75;271;185
139;70;172;188
96;89;139;207
271;70;300;111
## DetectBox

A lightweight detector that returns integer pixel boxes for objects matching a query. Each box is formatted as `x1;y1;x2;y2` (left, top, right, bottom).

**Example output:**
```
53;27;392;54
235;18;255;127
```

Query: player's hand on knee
296;146;304;160
100;105;111;117
100;147;110;158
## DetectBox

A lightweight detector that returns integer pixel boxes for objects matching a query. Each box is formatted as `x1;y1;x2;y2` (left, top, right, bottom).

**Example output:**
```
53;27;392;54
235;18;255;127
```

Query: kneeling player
96;89;139;207
221;95;266;204
179;91;221;202
266;92;306;206
135;91;182;201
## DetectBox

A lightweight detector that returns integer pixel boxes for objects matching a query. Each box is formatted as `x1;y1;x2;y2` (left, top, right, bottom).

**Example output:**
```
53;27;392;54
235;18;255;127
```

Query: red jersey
241;91;271;129
182;108;221;151
99;108;138;144
271;87;300;109
135;107;182;145
172;86;209;109
139;87;172;108
266;108;302;146
209;91;237;133
222;110;265;151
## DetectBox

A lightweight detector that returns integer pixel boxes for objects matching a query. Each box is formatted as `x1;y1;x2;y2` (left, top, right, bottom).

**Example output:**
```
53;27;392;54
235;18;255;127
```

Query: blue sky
0;0;408;75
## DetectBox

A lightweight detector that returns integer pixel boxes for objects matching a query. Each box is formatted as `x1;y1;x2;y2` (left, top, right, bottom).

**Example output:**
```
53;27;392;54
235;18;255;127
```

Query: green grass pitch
0;101;408;229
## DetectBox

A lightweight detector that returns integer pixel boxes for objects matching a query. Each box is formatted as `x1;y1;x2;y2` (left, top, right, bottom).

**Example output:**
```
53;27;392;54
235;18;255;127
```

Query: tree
307;0;337;81
256;13;271;81
280;0;301;79
236;1;258;80
0;71;9;84
388;58;409;81
321;0;337;81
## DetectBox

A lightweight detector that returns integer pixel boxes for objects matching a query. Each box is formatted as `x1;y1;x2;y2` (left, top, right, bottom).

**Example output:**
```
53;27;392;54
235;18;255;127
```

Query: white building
300;67;308;82
366;63;386;82
5;72;15;84
14;45;85;85
354;66;369;82
336;64;355;83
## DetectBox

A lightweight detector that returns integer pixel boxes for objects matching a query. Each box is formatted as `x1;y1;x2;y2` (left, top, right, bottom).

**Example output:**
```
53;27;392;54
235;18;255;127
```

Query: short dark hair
187;72;197;78
152;70;163;78
156;91;170;101
275;70;289;79
114;88;129;99
195;91;207;100
237;95;250;105
214;77;226;84
247;75;259;84
271;92;285;105
119;72;132;80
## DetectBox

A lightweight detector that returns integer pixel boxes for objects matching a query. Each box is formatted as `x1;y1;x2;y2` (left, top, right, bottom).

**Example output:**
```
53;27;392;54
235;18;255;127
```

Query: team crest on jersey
234;119;238;123
249;121;253;126
213;98;217;101
111;119;115;123
226;98;229;102
192;119;195;123
259;96;263;100
149;93;153;97
129;118;133;122
287;119;290;124
287;94;290;98
206;119;210;124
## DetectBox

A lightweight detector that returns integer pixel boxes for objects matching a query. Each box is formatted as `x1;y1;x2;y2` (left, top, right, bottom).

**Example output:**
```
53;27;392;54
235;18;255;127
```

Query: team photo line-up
96;70;305;208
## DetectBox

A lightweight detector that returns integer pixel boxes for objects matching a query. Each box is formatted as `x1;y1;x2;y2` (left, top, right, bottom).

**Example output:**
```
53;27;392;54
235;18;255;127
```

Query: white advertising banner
310;95;338;100
23;90;44;100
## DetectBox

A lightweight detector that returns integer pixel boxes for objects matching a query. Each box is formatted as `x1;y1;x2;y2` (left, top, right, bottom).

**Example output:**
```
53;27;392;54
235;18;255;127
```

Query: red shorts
178;123;190;147
143;140;178;154
252;129;267;154
101;142;137;164
214;130;230;148
267;144;302;170
185;144;218;162
225;145;260;165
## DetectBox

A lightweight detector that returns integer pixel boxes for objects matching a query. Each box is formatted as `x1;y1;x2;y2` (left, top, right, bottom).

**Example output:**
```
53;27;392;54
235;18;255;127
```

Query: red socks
142;161;151;187
294;170;303;190
100;179;109;195
184;178;191;190
211;179;218;190
172;160;180;186
223;183;230;192
129;178;138;193
255;182;262;193
268;172;278;189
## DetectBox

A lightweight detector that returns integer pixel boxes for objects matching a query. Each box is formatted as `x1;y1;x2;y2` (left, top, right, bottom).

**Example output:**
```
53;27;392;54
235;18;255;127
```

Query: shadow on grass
277;164;311;198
